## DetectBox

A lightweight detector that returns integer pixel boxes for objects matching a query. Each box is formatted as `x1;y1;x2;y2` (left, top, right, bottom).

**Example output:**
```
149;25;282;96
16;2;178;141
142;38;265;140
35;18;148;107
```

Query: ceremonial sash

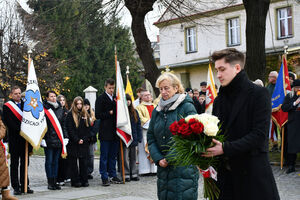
0;140;8;167
44;108;67;158
4;101;23;121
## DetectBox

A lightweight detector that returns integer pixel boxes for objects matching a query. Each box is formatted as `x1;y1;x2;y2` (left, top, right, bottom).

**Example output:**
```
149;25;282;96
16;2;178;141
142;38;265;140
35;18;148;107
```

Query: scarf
47;101;59;109
159;93;180;112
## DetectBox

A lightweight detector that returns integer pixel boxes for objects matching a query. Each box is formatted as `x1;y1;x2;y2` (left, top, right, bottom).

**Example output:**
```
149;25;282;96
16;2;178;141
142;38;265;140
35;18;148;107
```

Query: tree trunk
125;0;160;96
243;0;270;81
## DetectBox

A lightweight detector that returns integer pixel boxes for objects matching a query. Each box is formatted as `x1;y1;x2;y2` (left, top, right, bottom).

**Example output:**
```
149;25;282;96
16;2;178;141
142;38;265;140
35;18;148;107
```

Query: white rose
204;123;219;136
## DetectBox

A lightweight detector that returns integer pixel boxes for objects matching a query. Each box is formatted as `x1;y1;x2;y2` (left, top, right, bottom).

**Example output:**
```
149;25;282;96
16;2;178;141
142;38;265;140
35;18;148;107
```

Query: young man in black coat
203;48;280;200
95;78;121;186
2;86;34;195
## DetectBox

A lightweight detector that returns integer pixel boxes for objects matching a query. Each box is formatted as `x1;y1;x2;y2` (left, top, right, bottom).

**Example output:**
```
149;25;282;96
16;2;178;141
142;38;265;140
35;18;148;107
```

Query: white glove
41;139;47;147
143;120;150;129
63;138;69;145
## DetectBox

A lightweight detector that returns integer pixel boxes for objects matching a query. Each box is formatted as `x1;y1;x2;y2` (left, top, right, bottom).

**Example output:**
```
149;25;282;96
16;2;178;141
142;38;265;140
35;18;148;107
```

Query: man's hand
202;139;224;157
78;139;83;144
294;97;300;106
159;158;168;168
109;110;113;115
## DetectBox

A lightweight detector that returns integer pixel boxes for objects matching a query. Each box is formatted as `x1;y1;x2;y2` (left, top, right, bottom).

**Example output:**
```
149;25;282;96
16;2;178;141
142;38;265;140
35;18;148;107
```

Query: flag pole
24;49;32;194
280;127;285;169
115;46;125;184
280;45;288;170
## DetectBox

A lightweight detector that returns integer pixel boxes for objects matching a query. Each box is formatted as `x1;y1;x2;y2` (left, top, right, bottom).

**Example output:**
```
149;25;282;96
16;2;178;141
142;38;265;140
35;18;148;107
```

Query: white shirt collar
105;91;113;101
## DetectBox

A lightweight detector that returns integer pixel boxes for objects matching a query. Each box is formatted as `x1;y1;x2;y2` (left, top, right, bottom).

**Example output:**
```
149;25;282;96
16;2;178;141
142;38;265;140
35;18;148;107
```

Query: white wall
159;0;300;67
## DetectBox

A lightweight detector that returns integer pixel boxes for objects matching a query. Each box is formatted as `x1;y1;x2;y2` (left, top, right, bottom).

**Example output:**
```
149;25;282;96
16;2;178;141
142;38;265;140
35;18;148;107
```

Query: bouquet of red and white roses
167;113;224;200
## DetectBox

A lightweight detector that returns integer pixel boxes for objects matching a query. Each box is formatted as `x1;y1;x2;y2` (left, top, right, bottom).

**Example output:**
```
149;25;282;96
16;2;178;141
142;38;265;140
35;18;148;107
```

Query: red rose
178;118;186;126
169;122;179;135
178;123;192;136
190;122;204;134
188;118;197;125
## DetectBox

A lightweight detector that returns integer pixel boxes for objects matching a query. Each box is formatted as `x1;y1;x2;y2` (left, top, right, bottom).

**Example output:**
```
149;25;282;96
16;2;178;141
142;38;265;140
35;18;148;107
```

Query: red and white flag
205;64;217;114
115;54;133;147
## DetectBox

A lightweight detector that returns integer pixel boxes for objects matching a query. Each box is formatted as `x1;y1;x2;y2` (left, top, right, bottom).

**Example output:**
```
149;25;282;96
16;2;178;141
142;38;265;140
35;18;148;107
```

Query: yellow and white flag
125;78;135;102
20;59;47;149
205;64;217;114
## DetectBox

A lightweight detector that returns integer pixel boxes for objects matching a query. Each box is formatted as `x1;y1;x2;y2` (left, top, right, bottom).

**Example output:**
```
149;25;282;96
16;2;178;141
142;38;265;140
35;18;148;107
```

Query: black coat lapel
226;82;253;129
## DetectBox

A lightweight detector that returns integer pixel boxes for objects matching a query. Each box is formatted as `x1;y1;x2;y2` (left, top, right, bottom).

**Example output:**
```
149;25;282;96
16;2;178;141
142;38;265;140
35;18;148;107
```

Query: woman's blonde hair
155;72;184;94
70;96;90;128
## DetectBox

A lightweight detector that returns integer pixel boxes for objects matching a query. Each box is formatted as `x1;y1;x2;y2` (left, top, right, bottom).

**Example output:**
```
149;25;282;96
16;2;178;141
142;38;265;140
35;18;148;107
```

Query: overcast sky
18;0;161;42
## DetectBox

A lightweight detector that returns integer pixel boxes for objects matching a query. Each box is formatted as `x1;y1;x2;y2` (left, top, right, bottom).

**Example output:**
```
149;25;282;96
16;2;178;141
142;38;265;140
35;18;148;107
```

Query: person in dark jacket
147;72;199;200
121;94;142;182
65;96;91;187
83;98;97;179
203;48;279;200
42;91;66;190
95;78;121;186
282;79;300;174
2;86;33;195
56;94;70;185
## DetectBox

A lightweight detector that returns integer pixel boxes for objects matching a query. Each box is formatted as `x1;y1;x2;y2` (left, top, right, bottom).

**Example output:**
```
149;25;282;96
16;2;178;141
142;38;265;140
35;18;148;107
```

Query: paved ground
3;156;300;200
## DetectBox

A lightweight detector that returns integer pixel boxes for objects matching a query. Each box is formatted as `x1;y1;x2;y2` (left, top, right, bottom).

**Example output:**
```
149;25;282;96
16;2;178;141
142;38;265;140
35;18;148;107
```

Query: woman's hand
159;158;168;168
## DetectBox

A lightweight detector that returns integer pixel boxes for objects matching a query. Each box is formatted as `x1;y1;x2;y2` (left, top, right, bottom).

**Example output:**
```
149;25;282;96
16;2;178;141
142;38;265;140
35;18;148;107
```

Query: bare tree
0;1;64;99
104;0;270;95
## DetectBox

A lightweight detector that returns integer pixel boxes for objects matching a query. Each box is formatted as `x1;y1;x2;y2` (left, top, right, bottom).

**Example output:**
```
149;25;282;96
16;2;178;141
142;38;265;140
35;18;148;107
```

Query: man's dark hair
211;48;245;68
11;86;21;93
105;78;115;86
47;90;57;98
200;81;207;86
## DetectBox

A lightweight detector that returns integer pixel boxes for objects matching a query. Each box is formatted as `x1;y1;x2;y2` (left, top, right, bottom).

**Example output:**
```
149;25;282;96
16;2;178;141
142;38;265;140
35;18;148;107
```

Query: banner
205;64;217;114
271;55;291;129
115;56;133;147
125;78;135;102
20;60;47;149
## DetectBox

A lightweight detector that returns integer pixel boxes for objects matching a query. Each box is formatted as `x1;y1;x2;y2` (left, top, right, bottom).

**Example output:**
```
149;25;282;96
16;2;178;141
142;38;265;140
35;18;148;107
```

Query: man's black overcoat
282;93;300;153
2;100;32;154
213;70;280;200
95;92;117;141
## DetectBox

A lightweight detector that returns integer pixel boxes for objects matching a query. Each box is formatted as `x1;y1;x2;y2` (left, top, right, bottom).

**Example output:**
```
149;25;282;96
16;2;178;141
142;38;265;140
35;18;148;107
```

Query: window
277;7;293;39
185;27;197;53
227;17;240;46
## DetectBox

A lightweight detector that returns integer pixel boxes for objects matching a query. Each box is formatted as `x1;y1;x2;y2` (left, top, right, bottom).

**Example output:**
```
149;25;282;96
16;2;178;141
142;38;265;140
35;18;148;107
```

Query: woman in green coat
147;72;199;200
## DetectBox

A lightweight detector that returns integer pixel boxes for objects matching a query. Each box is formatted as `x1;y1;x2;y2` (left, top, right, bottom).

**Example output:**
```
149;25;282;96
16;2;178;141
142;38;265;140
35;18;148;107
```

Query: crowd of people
0;47;299;200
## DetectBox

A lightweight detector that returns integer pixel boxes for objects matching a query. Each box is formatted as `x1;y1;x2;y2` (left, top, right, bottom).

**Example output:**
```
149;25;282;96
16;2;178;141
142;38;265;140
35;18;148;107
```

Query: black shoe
110;177;122;184
286;166;295;174
48;184;56;190
21;187;34;194
87;174;93;180
102;179;110;186
125;178;131;182
131;177;140;181
71;182;81;187
81;182;89;187
54;184;61;190
13;188;22;195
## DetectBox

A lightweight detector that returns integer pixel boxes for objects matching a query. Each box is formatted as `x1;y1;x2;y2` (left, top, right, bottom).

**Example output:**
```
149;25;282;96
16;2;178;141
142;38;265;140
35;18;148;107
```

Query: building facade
154;0;300;89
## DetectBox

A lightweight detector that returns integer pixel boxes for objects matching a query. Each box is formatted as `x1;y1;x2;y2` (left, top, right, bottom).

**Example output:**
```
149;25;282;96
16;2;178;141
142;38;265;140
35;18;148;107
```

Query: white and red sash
4;101;23;121
0;140;8;166
44;108;67;158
